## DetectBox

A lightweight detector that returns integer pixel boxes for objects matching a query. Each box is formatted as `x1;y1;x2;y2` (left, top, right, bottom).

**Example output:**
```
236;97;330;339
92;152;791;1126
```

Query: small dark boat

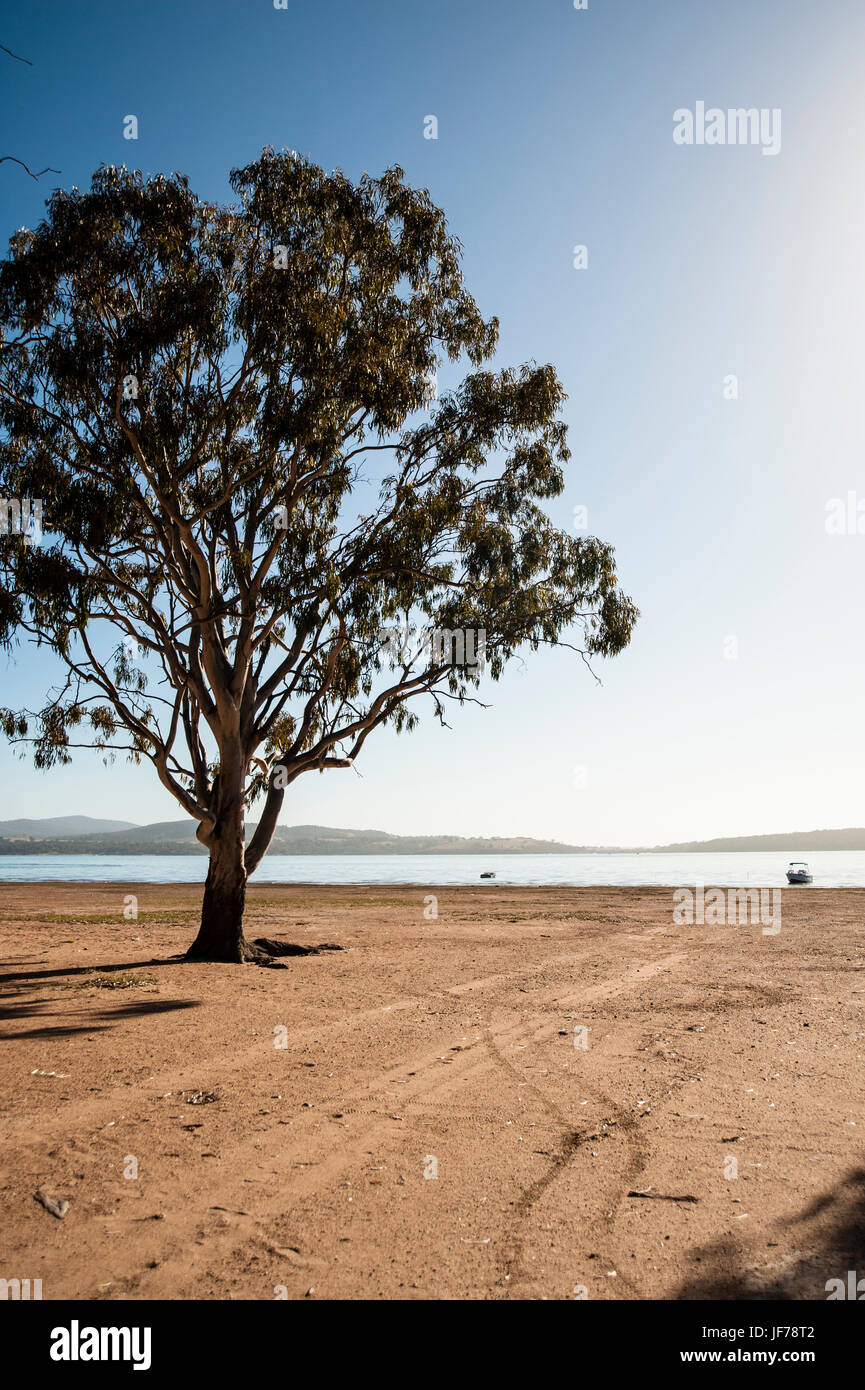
480;871;496;879
786;861;813;885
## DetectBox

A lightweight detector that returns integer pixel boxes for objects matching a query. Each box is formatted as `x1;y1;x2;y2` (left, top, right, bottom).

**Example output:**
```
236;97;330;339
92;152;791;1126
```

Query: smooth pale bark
244;780;283;878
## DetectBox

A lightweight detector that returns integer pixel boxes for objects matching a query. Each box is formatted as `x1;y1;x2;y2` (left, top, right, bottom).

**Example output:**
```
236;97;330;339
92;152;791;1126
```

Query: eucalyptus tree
0;150;637;963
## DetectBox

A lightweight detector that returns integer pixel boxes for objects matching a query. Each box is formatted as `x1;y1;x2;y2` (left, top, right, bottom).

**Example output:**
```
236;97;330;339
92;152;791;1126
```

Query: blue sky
1;0;864;845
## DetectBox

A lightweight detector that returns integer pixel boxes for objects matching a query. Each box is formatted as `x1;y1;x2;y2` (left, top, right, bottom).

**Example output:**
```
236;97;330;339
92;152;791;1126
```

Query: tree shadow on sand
0;957;204;1040
0;940;343;1038
673;1167;865;1300
0;935;343;985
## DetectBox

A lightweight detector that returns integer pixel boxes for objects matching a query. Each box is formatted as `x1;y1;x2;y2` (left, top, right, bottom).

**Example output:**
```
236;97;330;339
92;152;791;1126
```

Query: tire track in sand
107;950;688;1297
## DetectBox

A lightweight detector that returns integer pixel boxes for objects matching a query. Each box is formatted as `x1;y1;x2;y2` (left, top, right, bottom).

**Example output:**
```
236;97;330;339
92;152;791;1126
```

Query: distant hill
265;825;590;855
2;818;865;856
653;828;865;853
99;820;197;844
0;815;137;839
0;818;590;856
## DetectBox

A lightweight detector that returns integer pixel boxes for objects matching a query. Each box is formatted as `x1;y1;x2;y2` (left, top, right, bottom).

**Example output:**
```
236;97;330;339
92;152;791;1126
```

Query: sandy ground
1;880;864;1301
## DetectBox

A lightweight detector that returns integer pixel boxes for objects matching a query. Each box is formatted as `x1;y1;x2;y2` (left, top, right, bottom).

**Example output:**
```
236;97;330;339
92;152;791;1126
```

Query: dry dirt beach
1;881;864;1301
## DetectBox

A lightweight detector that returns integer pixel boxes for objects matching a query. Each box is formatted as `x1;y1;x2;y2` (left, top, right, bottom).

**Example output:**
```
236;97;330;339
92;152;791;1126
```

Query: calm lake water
1;851;864;887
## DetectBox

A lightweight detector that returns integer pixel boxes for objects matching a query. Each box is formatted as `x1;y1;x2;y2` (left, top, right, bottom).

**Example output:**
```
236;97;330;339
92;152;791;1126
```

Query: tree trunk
185;793;346;966
186;811;253;962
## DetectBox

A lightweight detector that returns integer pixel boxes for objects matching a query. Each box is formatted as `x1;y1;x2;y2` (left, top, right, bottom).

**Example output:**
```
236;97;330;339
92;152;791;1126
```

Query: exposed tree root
251;936;343;957
185;938;344;966
248;937;344;967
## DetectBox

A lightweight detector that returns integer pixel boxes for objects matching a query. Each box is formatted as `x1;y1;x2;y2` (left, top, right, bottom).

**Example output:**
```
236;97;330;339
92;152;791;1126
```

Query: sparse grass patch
459;909;628;925
563;911;629;924
73;971;158;991
3;910;197;926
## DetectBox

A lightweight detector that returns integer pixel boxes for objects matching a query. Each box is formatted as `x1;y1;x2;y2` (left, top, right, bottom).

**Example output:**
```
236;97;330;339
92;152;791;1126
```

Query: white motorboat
786;862;813;885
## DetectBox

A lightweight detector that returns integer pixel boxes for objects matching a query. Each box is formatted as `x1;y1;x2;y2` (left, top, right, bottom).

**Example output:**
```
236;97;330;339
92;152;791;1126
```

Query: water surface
0;850;861;887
